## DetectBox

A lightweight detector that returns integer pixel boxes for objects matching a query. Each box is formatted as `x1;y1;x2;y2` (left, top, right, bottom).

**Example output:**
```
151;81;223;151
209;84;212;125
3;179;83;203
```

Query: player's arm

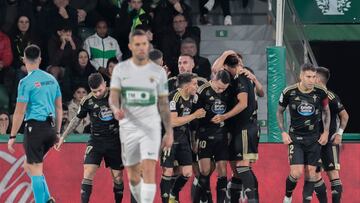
170;110;204;127
7;102;27;153
318;100;330;145
338;109;349;134
55;97;63;135
158;95;173;131
276;105;286;133
61;116;82;140
212;92;247;124
211;50;237;74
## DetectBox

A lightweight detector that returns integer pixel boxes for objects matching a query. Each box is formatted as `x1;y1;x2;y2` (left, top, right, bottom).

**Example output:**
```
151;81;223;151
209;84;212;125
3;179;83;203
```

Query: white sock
140;183;156;203
129;180;142;202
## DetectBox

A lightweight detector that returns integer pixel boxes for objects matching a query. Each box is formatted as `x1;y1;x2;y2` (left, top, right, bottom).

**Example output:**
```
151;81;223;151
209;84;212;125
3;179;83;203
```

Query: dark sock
171;175;189;199
193;174;210;203
113;181;124;203
171;175;179;200
160;175;172;203
191;176;198;202
229;177;242;203
303;180;315;203
217;176;227;203
314;178;327;203
285;175;298;198
236;166;256;201
81;178;93;203
331;179;342;203
250;168;259;201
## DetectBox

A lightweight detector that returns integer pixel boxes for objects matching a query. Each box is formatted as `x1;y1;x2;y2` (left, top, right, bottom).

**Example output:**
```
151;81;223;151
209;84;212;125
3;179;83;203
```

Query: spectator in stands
63;49;96;101
103;56;118;85
38;0;78;40
161;14;200;76
180;37;211;79
67;85;90;133
0;30;14;112
199;0;232;25
46;64;67;100
61;104;69;133
152;0;192;46
84;20;121;75
70;0;101;27
10;15;42;80
135;23;155;49
114;0;151;59
48;22;82;69
0;110;10;135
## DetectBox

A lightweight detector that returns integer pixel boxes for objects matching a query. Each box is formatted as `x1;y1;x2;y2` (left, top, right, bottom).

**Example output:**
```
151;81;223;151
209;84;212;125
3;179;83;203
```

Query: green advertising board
293;0;360;24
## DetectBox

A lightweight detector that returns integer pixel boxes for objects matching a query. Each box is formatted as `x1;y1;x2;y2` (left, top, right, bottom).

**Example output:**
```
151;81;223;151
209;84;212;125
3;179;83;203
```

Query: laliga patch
169;101;176;111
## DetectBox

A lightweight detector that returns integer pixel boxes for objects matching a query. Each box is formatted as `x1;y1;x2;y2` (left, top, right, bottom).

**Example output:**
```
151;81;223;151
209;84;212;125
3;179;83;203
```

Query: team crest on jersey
183;107;191;115
149;76;155;83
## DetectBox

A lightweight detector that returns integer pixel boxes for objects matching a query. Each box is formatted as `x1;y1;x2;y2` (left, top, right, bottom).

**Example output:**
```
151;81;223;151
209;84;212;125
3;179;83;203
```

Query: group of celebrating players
9;29;348;203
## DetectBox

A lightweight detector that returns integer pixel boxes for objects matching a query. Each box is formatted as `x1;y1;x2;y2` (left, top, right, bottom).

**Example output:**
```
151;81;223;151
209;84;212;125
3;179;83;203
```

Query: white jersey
110;59;168;128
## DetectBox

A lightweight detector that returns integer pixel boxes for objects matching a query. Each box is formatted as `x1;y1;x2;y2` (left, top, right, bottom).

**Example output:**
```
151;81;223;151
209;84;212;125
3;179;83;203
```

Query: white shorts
120;123;161;166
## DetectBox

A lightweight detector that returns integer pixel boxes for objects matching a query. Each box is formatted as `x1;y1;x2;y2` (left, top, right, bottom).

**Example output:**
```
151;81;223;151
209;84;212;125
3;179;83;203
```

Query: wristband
337;128;344;136
9;135;16;139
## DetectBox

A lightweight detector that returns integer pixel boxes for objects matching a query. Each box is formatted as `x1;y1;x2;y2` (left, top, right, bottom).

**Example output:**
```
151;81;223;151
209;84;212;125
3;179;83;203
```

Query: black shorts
229;122;259;162
197;127;228;161
84;138;123;170
316;143;340;172
23;120;57;164
288;140;321;166
161;140;193;168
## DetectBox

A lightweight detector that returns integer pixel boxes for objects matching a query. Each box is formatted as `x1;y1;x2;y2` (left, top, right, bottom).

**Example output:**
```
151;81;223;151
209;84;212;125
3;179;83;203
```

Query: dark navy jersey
194;82;230;129
279;84;328;136
77;89;119;140
168;76;208;92
227;74;257;128
319;90;345;139
169;89;194;142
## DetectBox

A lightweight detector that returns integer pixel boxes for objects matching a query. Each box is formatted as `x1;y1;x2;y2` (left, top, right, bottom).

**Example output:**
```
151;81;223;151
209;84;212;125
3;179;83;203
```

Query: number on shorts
289;144;294;155
199;140;207;149
85;146;93;154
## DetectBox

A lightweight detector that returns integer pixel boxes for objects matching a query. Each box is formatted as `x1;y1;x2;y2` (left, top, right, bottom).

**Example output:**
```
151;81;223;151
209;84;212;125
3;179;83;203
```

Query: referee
7;45;62;203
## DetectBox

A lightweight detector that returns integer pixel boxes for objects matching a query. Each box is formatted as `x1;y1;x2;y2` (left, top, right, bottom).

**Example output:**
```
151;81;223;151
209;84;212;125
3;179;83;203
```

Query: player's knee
327;170;339;180
83;167;97;179
182;166;193;178
314;171;322;181
162;167;174;176
112;174;123;184
290;168;303;179
216;162;227;177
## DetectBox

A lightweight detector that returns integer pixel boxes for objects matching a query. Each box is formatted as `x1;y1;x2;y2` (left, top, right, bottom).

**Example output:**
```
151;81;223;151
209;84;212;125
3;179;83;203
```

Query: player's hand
192;139;199;153
331;133;342;145
54;136;65;151
161;129;174;151
318;131;329;145
193;108;206;119
113;108;125;120
211;114;226;124
7;137;16;153
281;131;292;145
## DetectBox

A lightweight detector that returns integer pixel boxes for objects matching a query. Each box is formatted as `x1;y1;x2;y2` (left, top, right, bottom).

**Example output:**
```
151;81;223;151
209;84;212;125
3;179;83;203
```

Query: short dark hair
57;20;72;31
88;73;104;89
135;23;151;32
177;72;197;87
106;57;119;68
224;54;239;68
149;49;163;61
301;63;316;72
214;70;231;84
24;44;41;61
181;37;196;46
316;66;330;83
129;29;147;42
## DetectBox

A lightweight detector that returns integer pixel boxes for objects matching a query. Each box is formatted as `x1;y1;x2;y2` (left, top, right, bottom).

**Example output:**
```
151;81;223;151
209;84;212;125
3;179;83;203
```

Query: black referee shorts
23;120;57;164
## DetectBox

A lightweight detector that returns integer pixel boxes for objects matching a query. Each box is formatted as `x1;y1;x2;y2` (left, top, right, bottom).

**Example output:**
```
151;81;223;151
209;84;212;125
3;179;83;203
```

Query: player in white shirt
109;30;173;203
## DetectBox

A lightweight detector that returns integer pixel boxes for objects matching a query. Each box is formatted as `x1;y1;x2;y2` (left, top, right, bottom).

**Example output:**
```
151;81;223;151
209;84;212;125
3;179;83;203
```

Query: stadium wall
1;143;359;203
